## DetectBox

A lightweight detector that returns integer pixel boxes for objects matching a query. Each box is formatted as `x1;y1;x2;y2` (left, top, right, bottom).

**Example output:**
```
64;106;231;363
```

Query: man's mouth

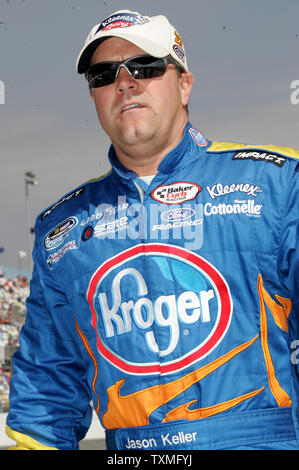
121;103;143;113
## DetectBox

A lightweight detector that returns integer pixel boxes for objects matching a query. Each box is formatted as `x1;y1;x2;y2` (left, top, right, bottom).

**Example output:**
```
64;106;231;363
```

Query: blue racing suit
6;122;299;450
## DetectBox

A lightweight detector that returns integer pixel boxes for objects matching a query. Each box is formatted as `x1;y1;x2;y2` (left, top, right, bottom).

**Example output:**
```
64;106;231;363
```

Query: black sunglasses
85;55;181;89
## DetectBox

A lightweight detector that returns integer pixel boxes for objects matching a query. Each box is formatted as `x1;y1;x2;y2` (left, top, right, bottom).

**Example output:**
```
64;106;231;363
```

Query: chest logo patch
87;243;233;375
151;182;201;205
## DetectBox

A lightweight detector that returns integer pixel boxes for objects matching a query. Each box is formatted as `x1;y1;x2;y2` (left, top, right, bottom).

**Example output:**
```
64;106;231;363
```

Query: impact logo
232;150;286;167
87;244;233;375
151;182;201;205
41;187;85;220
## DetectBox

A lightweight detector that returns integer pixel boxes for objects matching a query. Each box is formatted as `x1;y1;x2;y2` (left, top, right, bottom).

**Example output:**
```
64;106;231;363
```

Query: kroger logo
87;244;233;375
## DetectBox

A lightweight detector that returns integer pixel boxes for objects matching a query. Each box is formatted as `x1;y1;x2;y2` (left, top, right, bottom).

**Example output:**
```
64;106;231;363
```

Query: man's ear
179;72;194;107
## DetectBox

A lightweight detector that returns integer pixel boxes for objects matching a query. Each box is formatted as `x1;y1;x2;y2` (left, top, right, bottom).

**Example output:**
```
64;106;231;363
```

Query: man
6;10;299;450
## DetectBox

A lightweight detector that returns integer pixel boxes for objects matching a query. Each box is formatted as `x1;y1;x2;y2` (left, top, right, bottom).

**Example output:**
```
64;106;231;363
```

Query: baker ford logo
87;244;233;375
151;182;201;205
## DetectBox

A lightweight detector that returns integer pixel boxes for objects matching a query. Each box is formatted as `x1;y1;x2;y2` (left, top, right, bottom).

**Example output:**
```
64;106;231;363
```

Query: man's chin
117;125;155;146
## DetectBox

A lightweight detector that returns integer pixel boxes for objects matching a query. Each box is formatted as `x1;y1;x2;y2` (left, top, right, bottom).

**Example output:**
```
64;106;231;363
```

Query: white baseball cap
76;10;188;74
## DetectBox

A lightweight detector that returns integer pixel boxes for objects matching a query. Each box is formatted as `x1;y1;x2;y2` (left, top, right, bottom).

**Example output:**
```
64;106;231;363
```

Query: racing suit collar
107;121;209;180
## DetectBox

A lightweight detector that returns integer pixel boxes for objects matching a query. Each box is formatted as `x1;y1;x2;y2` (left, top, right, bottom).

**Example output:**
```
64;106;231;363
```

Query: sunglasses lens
86;62;118;88
86;56;168;88
127;57;166;79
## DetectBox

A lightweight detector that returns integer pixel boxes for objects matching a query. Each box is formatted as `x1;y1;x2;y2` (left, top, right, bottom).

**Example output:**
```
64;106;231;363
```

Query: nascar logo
87;244;233;375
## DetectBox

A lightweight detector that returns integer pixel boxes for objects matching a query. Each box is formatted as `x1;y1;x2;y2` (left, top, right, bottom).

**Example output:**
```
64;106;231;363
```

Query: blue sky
0;0;298;269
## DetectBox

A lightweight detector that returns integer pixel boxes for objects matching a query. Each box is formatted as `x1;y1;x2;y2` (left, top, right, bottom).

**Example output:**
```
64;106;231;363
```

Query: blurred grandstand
0;266;30;412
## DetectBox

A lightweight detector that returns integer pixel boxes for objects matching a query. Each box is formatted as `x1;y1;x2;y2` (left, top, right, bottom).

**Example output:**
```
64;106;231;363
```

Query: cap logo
174;31;183;47
173;45;185;63
173;31;185;63
96;13;149;33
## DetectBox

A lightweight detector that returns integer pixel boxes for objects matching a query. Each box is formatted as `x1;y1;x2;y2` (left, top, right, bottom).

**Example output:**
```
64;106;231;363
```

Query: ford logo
161;208;195;222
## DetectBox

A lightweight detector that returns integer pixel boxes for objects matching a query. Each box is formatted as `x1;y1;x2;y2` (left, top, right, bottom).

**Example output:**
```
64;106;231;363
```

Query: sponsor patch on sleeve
41;187;85;220
44;217;78;250
232;150;286;167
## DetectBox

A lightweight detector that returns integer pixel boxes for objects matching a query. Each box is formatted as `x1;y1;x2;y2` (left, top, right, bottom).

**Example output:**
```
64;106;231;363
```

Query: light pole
24;171;38;272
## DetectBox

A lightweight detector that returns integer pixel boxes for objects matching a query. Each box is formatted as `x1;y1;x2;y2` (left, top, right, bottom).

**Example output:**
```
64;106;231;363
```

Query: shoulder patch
40;186;85;221
208;142;299;161
39;170;112;222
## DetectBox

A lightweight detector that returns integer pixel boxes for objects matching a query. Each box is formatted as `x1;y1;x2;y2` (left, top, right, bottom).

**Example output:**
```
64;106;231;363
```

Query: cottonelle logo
87;244;233;375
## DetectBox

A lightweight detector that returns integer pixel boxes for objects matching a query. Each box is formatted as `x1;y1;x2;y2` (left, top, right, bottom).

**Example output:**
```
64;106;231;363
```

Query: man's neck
113;146;161;176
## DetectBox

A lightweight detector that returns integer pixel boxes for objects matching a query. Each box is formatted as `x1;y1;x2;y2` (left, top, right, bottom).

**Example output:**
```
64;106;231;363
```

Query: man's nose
115;66;139;93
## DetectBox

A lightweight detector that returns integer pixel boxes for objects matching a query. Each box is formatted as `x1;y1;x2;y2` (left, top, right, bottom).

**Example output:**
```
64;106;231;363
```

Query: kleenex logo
206;182;262;199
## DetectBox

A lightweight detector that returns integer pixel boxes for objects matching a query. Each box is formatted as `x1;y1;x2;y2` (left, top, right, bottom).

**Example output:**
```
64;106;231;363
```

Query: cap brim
76;30;170;74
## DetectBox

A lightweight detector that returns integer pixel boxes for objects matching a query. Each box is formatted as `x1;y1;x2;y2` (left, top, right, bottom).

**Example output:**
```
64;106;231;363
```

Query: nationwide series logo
44;217;78;250
87;244;233;375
